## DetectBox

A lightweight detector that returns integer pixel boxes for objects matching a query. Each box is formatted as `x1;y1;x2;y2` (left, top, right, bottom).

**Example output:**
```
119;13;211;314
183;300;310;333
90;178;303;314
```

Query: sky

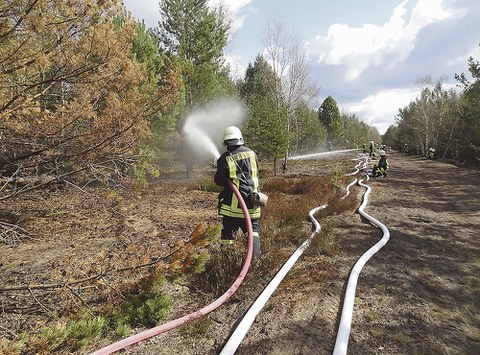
123;0;479;134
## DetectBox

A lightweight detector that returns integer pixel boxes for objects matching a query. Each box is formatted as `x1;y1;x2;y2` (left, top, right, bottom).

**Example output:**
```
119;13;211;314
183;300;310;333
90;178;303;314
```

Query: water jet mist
183;98;246;162
289;149;360;160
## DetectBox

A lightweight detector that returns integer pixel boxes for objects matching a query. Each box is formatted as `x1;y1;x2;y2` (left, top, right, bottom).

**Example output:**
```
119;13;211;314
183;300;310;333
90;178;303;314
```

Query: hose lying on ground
332;176;390;355
345;156;367;176
91;179;253;355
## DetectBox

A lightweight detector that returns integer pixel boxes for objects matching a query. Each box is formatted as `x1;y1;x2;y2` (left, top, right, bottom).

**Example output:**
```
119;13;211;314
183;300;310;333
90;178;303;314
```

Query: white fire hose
220;179;358;354
332;176;390;355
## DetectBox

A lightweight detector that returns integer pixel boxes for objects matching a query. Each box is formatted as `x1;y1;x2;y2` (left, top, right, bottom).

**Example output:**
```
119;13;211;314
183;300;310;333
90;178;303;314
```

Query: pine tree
241;56;288;174
318;96;344;148
156;0;232;176
0;1;181;192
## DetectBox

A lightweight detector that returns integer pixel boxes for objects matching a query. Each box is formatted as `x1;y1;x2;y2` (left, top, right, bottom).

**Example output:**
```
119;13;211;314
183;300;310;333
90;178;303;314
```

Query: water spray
182;98;246;163
187;125;221;162
289;148;360;160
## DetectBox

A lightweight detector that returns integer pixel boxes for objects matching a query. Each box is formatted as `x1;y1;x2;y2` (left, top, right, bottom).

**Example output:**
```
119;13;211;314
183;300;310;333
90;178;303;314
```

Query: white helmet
223;126;244;146
379;150;386;156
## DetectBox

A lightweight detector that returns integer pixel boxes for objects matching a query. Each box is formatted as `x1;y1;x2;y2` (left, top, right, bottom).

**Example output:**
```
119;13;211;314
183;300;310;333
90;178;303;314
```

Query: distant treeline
382;55;480;166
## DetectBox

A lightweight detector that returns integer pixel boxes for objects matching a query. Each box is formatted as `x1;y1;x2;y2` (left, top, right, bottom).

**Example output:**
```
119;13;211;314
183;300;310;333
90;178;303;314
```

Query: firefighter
369;141;376;157
214;126;262;256
371;150;389;177
426;147;437;160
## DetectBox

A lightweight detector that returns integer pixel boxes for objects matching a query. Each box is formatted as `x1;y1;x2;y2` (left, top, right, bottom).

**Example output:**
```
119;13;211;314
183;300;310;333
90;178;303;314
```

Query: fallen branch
0;166;89;200
0;221;34;245
66;285;88;308
0;165;22;193
64;179;125;217
0;324;19;338
28;287;55;318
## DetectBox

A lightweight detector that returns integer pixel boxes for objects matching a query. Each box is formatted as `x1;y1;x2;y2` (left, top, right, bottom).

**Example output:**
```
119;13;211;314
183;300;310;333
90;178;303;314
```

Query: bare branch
0;221;34;245
0;230;210;292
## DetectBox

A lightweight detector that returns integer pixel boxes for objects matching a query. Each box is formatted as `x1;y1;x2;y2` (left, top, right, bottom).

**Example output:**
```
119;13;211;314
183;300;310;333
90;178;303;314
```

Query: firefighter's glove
253;235;261;256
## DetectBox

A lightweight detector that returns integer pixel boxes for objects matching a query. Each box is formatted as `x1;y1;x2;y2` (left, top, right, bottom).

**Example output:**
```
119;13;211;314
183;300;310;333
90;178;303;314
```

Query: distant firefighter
371;150;389;177
369;141;376;157
426;147;437;160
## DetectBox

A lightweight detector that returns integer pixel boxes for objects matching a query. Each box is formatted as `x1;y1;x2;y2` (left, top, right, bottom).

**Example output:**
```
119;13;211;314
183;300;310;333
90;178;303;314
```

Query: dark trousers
221;216;259;240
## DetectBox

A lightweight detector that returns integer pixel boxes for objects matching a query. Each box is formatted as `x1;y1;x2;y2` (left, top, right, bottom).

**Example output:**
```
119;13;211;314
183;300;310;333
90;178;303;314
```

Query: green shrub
114;292;172;328
33;315;109;352
66;316;108;348
41;324;68;350
193;252;210;273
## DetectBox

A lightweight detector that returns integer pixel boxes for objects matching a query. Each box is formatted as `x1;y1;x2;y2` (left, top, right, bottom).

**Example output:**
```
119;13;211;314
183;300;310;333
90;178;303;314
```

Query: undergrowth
260;173;354;257
2;168;358;354
2;224;221;355
193;237;244;296
12;288;173;354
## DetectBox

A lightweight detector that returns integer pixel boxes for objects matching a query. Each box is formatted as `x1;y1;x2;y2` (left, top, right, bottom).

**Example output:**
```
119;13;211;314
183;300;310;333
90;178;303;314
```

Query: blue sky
123;0;479;134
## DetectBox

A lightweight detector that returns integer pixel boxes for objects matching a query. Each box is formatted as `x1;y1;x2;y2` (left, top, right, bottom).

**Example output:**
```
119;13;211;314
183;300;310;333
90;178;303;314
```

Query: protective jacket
214;145;260;219
373;156;389;176
378;156;389;169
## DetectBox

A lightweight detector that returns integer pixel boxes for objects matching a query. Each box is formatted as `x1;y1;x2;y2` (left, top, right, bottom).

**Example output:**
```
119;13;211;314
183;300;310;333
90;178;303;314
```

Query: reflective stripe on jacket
214;146;261;219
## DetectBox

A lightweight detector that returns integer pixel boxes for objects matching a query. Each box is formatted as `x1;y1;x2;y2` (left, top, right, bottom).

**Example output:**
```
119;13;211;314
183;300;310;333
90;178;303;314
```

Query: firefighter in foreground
214;126;262;256
371;149;389;177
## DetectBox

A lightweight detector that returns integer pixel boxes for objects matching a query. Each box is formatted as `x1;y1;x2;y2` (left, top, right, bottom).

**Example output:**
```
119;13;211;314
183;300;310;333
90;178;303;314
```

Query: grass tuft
180;317;211;338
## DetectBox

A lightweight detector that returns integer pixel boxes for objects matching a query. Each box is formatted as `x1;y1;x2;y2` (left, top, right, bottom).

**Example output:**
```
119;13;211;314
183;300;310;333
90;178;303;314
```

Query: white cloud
224;53;245;78
208;0;252;34
309;0;453;81
209;0;252;14
409;0;451;25
344;89;417;133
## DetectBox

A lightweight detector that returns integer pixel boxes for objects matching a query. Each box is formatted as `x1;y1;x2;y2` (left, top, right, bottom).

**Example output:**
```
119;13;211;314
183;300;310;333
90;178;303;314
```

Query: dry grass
307;223;340;256
192;239;245;296
244;172;358;283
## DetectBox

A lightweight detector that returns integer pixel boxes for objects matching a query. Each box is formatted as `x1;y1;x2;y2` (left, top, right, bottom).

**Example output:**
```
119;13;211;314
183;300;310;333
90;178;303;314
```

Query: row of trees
1;0;381;194
382;54;480;165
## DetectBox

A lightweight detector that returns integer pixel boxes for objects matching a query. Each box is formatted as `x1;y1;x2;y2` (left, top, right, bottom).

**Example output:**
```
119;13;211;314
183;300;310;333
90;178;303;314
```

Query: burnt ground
1;152;479;355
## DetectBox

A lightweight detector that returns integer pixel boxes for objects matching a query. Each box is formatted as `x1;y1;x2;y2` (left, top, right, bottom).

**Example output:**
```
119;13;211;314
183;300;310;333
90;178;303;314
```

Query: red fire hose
91;179;253;354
